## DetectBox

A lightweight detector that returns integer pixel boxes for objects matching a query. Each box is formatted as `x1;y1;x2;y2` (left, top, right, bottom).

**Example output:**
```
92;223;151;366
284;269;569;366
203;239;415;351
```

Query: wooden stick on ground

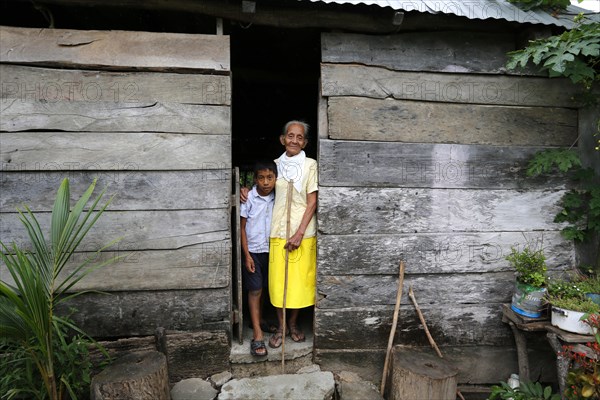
408;285;443;358
380;260;405;395
281;179;294;373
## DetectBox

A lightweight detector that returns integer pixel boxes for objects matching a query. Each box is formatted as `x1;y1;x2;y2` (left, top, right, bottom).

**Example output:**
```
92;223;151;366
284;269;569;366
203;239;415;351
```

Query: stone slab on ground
210;371;232;388
338;381;384;400
218;371;335;400
171;378;217;400
297;364;321;374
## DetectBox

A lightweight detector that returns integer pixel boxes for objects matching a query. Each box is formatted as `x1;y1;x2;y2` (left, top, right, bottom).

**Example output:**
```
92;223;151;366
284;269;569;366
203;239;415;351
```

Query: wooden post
282;179;294;372
390;347;458;400
91;351;170;400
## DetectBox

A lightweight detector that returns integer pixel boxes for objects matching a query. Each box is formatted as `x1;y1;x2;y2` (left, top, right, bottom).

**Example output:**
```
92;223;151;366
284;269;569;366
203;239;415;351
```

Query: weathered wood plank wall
0;26;232;338
316;31;578;384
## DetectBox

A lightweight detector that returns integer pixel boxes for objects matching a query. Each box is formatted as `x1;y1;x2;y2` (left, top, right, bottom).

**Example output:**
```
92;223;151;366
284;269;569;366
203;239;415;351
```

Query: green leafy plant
526;149;600;270
507;19;600;91
506;246;548;287
549;296;600;314
489;380;560;400
547;274;600;313
0;178;120;399
507;0;571;11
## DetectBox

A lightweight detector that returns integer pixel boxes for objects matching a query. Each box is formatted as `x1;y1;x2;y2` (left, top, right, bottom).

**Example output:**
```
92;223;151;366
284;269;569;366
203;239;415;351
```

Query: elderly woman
267;120;318;348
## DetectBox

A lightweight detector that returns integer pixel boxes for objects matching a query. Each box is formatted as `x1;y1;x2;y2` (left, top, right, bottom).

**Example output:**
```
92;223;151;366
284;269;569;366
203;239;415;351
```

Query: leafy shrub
506;247;547;287
0;178;119;399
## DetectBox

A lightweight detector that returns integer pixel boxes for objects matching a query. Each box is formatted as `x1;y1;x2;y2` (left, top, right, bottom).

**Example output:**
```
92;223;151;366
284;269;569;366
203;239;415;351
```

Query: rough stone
338;381;384;400
210;371;232;388
297;364;321;374
171;378;217;400
218;371;335;400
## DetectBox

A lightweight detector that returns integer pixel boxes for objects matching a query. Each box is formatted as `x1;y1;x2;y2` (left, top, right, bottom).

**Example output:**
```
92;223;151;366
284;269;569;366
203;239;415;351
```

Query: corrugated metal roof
302;0;600;28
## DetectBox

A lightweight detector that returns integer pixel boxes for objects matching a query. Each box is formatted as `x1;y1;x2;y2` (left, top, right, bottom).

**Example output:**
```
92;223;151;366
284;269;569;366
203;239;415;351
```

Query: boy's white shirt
240;185;275;253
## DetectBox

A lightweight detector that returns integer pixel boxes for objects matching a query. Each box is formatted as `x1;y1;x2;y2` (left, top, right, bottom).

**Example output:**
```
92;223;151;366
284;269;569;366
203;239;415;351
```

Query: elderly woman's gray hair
282;120;310;140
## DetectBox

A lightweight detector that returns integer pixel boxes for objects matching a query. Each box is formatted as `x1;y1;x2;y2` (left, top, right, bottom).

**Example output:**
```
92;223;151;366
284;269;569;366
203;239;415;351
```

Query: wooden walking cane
380;260;405;395
281;179;294;373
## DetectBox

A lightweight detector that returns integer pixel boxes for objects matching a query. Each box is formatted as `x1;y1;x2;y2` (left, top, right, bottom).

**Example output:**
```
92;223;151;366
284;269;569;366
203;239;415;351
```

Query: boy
240;160;277;356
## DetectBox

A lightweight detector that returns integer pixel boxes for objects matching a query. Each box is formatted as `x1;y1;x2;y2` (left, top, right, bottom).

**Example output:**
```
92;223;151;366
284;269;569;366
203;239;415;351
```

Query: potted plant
547;276;600;335
507;246;548;318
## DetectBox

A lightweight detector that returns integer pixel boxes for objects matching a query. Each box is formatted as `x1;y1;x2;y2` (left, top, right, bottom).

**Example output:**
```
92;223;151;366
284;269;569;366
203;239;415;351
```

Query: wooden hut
1;0;597;388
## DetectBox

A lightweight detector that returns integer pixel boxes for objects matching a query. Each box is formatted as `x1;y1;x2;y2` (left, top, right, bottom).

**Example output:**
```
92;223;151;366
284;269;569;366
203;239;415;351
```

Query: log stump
91;350;170;400
390;347;458;400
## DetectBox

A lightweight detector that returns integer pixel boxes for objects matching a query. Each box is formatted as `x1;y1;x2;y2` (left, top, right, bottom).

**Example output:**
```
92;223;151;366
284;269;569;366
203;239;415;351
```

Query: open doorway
229;23;321;344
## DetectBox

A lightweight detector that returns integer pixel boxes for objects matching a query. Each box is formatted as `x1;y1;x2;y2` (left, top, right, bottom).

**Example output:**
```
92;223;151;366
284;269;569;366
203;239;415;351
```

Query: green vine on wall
507;17;600;92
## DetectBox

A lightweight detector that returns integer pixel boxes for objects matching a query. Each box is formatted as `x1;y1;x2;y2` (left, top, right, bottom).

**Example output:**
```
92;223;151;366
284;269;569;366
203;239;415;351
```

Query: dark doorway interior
229;24;320;174
229;24;320;336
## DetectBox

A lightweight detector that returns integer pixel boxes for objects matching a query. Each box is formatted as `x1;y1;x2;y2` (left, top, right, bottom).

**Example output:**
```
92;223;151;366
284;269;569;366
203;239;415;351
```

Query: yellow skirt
269;237;317;309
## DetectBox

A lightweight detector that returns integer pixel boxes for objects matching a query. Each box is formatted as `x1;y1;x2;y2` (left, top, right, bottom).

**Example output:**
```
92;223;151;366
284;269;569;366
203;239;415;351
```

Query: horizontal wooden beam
1;100;230;134
315;304;512;349
318;140;574;189
327;96;577;146
317;187;566;235
0;171;230;212
57;288;231;337
1;64;231;105
316;272;514;309
0;25;230;72
0;209;230;251
1;132;231;170
317;231;574;276
0;242;231;291
322;31;518;75
321;63;580;108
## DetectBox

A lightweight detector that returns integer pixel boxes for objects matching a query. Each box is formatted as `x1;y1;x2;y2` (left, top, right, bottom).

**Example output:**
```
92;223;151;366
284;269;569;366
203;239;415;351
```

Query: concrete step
230;324;314;377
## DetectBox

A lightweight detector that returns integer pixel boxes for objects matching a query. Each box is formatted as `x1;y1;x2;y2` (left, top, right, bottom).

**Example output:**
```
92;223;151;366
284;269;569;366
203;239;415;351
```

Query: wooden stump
390;347;458;400
91;351;170;400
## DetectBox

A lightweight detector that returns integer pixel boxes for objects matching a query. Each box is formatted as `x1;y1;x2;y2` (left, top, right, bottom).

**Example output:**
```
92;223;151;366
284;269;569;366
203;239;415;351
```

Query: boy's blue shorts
243;252;269;292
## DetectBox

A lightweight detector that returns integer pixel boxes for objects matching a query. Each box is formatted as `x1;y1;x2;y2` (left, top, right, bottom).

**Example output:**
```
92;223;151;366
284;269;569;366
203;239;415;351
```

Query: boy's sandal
289;325;305;343
268;330;285;348
250;339;268;356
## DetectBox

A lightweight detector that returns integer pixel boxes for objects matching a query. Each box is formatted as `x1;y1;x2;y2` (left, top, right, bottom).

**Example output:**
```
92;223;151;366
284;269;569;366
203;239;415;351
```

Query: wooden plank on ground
0;171;230;212
314;304;512;349
317;187;566;234
0;101;230;133
1;242;231;291
327;97;577;146
57;288;231;338
316;272;514;309
0;64;231;105
321;32;515;74
0;209;230;251
317;231;574;276
0;26;230;72
318;140;574;189
321;64;580;108
0;132;231;170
